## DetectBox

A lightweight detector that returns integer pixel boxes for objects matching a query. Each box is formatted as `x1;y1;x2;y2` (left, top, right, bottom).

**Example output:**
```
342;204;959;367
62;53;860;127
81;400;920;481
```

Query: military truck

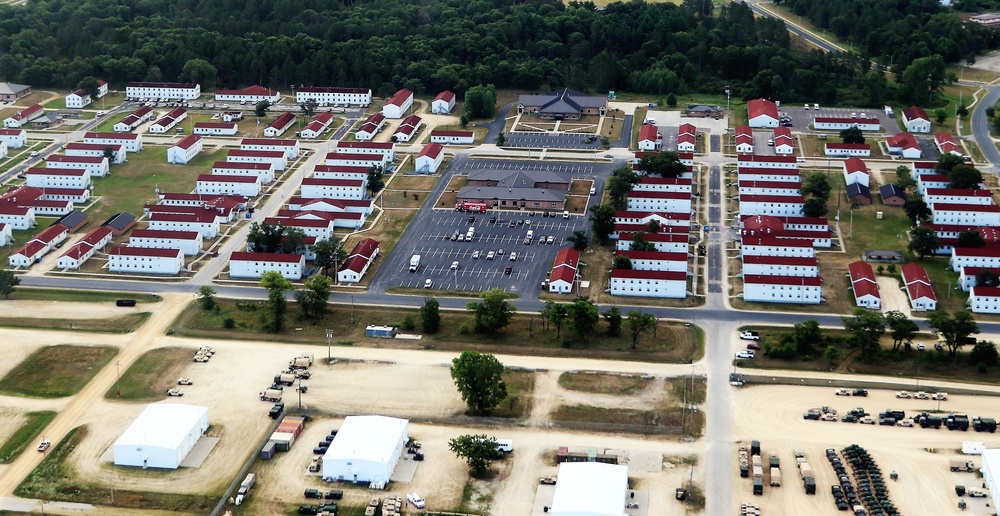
260;389;282;402
268;402;285;419
950;458;975;472
915;412;942;429
234;473;255;505
274;373;297;386
973;417;997;433
946;413;970;431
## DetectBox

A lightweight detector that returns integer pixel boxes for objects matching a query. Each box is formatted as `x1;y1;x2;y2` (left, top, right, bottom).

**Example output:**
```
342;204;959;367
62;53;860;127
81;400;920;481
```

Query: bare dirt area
0;301;147;321
731;384;1000;515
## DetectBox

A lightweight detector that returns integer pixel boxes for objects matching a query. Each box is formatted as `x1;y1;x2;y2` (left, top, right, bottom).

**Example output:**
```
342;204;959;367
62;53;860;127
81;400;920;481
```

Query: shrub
223;318;235;329
401;315;416;331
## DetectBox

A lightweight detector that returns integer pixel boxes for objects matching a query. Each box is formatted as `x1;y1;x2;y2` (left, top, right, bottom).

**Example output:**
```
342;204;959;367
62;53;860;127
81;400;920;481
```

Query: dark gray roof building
517;88;608;120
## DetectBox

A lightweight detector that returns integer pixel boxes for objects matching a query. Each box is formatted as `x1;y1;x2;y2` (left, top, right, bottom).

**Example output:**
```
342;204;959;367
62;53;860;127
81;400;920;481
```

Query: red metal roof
301;178;365;187
618;232;688;243
314;165;367;174
740;194;805;203
853;280;880;300
611;269;687;281
241;138;297;147
47;155;106;164
815;117;880;125
130;229;200;240
386;88;413;107
172;134;202;150
326;152;383;161
848;261;877;284
627;190;691;200
348;238;380;260
267;113;295;130
773;126;792;142
825;143;871;149
886;132;920;150
925;188;991;197
738;181;801;190
213;161;271;170
431;130;474;138
195;122;238;129
738;155;798;165
843;157;869;174
127;81;197;89
747;98;778;120
434;90;456;102
26;167;86;176
85;131;138;140
932;203;1000;212
197;174;259;183
614;250;688;262
215;85;278;96
639;124;660;143
417;143;443;159
109;245;182;258
296;86;370;94
66;142;123;152
741;236;813;247
743;274;822;286
743;255;817;266
228;149;284;158
551;247;581;270
953;247;1000;257
337;141;393;150
972;286;1000;298
902;106;929;122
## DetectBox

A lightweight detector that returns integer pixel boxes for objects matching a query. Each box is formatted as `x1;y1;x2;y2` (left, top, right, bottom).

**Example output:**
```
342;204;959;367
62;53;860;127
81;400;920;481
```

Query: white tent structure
550;462;629;516
322;415;408;484
113;404;209;469
982;448;1000;511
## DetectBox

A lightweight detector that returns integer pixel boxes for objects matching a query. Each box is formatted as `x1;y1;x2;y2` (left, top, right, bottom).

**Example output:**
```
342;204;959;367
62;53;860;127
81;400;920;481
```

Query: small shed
879;184;907;206
865;250;904;263
102;211;137;236
846;183;871;205
260;441;276;460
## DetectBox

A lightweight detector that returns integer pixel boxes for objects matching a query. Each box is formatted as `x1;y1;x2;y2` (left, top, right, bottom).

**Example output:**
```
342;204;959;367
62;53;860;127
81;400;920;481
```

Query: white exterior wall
743;282;823;304
211;165;274;184
195;179;261;198
951;253;1000;271
614;239;688;253
129;235;204;256
65;146;125;164
432;98;455;114
932;208;1000;226
65;92;92;108
843;171;870;187
382;95;413;119
194;125;238;136
905;117;931;133
775;142;794;155
549;279;573;294
742;262;819;277
0;225;10;246
738;185;801;196
969;291;1000;314
148;219;219;239
0;130;27;148
26;171;91;189
0;210;36;230
737;172;800;182
741;244;815;258
739;200;804;217
214;92;280;103
108;251;184;274
431;133;474;144
47;158;109;177
748;115;778;128
226;154;286;171
627;258;688;272
610;277;686;298
240;142;300;159
925;193;993;206
112;406;208;470
909;293;937;311
735;141;754;154
814;120;880;131
415;153;443;174
229;257;304;280
84;135;142;152
148;112;187;133
125;84;201;99
167;140;203;165
0;140;6;159
295;89;372;106
300;183;365;200
825;146;871;157
625;196;692;213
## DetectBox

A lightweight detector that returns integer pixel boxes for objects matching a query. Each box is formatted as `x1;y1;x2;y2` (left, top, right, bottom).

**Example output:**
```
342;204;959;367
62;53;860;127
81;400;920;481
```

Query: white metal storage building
322;415;408;484
113;404;209;469
550;462;629;516
982;448;1000;511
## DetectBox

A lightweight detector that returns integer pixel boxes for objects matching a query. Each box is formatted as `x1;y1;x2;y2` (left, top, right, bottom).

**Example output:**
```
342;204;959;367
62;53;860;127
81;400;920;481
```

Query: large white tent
322;415;408;483
113;404;209;469
982;449;1000;511
550;462;629;516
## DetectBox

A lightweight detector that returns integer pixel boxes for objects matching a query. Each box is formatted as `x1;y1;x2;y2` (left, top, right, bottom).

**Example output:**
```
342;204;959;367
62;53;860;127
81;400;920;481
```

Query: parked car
304;489;322;499
37;440;51;452
914;391;929;400
406;493;426;509
835;388;851;396
739;331;760;341
546;236;555;244
896;391;912;399
298;505;318;515
746;343;760;350
504;266;513;275
932;392;948;400
472;250;480;259
486;251;496;260
540;476;557;485
853;389;869;397
166;388;184;397
841;414;858;423
820;413;838;422
450;261;459;270
735;350;755;359
423;279;432;288
177;378;192;385
896;419;914;427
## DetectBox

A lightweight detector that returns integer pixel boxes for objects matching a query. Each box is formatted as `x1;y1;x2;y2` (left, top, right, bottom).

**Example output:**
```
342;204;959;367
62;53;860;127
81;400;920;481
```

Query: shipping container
753;466;764;479
770;467;781;486
260;441;276;460
365;325;396;338
271;431;295;452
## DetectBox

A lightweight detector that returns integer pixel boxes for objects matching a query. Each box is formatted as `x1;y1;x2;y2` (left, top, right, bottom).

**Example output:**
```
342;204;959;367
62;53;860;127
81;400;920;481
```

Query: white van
496;439;514;453
562;211;570;219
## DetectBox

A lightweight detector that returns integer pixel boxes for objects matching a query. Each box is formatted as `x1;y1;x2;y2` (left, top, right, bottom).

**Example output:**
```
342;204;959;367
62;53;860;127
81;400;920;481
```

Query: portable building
112;404;209;469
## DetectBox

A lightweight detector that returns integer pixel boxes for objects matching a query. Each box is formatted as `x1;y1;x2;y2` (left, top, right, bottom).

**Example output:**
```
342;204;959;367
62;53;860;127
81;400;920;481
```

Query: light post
724;87;731;123
115;360;121;397
326;329;333;364
297;378;303;410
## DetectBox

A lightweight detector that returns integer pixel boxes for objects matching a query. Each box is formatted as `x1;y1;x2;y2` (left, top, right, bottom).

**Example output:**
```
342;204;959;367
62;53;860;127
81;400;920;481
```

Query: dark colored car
304;489;322;499
298;505;318;515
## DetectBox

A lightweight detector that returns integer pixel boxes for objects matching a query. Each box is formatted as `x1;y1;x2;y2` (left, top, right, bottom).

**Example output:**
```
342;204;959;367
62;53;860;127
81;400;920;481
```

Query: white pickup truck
740;330;760;341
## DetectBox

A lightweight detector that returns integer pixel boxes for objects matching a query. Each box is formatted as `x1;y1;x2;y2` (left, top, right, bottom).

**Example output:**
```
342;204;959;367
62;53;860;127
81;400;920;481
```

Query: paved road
745;1;846;54
480;102;514;143
971;85;1000;170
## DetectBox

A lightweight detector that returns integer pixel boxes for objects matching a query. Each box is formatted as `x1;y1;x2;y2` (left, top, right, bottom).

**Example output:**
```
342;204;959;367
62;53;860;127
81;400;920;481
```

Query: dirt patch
730;384;998;515
0;345;118;398
436;175;468;209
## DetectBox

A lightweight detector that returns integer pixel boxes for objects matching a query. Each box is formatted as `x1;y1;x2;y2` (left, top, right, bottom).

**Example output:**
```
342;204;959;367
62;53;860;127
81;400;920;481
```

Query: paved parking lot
751;130;776;156
463;160;599;177
780;106;900;135
393;211;587;294
657;127;680;151
504;132;601;149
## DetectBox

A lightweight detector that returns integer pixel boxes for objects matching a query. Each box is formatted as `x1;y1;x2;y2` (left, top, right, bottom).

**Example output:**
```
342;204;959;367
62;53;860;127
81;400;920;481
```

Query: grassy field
15;426;217;512
85;146;221;228
738;326;998;384
0;411;56;464
488;370;535;419
558;372;654;395
0;312;150;334
6;289;161;303
172;299;702;363
105;347;193;400
0;345;117;398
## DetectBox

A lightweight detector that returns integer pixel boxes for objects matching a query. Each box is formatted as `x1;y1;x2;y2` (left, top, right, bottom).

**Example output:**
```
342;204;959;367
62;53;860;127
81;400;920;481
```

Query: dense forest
781;0;999;69
0;0;993;105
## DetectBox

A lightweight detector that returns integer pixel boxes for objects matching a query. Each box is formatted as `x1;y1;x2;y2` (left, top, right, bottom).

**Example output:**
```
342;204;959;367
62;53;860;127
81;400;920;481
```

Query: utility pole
115;361;121;397
297;378;303;410
326;329;333;364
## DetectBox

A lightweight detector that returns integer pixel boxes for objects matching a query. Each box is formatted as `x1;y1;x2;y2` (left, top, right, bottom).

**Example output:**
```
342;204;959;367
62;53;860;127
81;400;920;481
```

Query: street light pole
326;329;333;364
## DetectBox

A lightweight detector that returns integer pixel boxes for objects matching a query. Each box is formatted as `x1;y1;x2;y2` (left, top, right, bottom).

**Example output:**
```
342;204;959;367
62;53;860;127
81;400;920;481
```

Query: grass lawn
0;411;56;464
0;345;117;398
173;299;701;363
739;325;999;384
558;372;654;395
105;347;193;400
630;107;649;149
85;146;221;229
0;218;59;265
6;289;161;303
570;242;703;308
0;312;150;334
487;370;535;419
15;426;217;512
436;175;468;209
91;116;121;133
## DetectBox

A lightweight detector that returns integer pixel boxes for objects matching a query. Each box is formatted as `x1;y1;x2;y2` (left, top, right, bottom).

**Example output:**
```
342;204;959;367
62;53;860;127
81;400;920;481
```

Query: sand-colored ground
0;301;148;320
731;384;1000;515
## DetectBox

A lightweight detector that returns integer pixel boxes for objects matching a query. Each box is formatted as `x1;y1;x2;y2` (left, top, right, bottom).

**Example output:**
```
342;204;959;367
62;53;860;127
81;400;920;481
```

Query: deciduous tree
420;297;441;333
908;226;940;259
567;297;600;343
260;271;293;332
449;434;502;476
603;306;622;337
842;308;886;362
928;310;979;357
198;286;217;310
0;270;21;299
625;311;656;350
295;275;331;321
450;351;508;414
885;310;918;352
588;204;616;242
466;289;515;335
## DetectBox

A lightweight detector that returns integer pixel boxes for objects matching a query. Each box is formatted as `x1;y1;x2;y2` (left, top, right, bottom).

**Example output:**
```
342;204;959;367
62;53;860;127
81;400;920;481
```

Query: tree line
0;0;968;105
